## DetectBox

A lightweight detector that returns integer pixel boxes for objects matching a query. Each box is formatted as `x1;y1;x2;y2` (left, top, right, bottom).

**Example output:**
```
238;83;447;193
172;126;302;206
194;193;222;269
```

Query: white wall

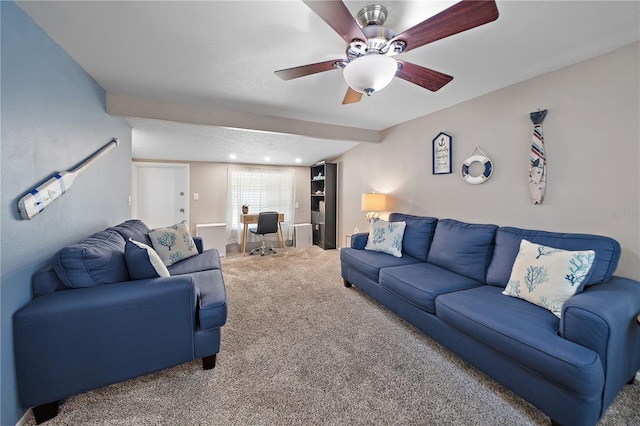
336;42;639;281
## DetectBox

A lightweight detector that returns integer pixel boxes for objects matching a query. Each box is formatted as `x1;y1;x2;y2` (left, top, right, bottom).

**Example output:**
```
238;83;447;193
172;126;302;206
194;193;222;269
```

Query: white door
132;162;189;229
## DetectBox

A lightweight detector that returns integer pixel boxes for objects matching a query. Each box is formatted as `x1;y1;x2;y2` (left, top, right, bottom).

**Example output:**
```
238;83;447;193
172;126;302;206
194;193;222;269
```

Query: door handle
179;208;185;213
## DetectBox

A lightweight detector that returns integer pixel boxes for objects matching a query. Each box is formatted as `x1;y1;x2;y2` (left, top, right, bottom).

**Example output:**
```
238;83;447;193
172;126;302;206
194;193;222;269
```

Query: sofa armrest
14;276;198;408
560;276;640;408
351;232;369;249
193;236;204;254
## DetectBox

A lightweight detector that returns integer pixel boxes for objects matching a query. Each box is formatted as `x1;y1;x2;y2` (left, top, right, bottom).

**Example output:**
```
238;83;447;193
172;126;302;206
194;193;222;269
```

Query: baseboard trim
16;408;32;426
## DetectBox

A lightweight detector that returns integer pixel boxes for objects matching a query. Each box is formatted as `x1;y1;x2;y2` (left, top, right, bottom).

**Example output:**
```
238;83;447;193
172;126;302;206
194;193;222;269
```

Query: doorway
131;162;189;229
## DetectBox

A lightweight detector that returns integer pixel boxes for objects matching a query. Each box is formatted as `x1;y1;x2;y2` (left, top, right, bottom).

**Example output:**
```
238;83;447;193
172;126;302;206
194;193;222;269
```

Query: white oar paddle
18;138;119;220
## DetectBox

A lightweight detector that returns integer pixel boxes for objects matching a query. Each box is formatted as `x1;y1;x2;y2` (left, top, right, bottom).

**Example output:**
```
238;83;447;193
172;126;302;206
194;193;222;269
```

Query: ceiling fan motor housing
344;5;408;95
347;5;406;61
356;5;387;27
346;26;397;60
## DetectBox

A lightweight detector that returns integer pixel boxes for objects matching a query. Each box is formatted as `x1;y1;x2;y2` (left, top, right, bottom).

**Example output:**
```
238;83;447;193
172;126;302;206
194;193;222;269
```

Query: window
226;166;295;245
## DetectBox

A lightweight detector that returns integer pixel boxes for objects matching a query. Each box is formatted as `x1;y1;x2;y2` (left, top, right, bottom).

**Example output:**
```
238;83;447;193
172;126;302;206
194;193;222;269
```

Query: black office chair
249;212;279;256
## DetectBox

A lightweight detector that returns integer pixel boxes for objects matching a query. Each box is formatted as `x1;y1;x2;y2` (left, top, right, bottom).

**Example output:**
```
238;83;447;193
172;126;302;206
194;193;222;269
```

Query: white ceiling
17;1;640;166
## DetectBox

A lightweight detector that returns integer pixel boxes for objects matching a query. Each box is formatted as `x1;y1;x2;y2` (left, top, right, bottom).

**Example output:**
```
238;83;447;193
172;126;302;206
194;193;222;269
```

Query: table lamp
361;193;387;221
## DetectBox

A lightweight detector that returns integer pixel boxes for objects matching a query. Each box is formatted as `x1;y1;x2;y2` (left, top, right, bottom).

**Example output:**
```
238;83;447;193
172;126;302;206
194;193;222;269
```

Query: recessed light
264;156;271;161
295;158;301;163
229;154;237;159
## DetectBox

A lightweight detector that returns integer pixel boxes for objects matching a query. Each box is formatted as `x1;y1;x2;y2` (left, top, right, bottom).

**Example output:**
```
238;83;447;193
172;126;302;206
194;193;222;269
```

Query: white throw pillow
148;220;198;266
364;218;406;258
502;239;596;318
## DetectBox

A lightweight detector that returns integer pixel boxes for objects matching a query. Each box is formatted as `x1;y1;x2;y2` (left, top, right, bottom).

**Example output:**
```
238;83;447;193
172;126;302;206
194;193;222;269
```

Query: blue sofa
341;213;640;426
13;220;227;424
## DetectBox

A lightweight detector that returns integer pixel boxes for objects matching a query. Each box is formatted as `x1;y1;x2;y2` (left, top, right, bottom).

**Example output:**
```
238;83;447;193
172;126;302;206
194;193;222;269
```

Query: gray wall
336;42;639;281
1;3;132;424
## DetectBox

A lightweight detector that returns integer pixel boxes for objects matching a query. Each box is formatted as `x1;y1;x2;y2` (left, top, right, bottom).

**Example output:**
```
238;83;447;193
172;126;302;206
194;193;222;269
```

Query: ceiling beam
106;93;381;144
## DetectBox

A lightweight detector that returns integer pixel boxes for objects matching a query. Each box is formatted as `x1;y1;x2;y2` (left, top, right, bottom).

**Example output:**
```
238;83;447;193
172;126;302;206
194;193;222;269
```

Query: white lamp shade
343;55;397;94
361;193;387;212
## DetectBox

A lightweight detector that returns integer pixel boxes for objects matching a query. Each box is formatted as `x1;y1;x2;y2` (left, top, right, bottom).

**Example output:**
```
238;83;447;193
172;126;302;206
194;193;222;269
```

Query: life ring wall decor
461;147;493;184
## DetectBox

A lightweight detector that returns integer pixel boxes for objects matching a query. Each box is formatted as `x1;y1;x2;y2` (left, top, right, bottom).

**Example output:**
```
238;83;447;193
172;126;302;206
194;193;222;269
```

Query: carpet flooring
25;246;639;425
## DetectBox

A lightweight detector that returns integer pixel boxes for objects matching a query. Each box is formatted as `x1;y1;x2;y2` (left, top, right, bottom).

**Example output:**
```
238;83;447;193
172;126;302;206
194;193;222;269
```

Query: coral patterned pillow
364;218;407;258
502;239;596;318
148;220;198;266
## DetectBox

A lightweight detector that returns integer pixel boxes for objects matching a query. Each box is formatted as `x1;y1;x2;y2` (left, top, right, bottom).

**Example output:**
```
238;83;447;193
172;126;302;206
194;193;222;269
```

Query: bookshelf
310;162;337;249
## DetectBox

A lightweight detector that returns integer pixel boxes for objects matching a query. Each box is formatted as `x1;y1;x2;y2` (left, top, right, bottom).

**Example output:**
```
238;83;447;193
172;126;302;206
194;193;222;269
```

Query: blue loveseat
341;213;640;426
13;220;227;424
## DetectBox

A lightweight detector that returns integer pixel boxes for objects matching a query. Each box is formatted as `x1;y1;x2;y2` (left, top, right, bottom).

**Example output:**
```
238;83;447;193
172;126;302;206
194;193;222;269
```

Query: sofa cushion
389;213;438;261
125;238;170;280
486;227;620;288
168;248;222;276
350;232;369;249
364;218;406;257
148;220;199;266
436;286;604;398
108;219;152;246
502;240;595;318
427;219;498;282
33;268;66;298
379;263;483;313
52;230;130;289
340;247;422;282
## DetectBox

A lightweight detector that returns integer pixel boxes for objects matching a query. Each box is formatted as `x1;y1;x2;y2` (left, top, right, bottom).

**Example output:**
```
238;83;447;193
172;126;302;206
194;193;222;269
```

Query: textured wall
185;162;310;231
131;160;311;241
1;2;132;424
336;42;640;281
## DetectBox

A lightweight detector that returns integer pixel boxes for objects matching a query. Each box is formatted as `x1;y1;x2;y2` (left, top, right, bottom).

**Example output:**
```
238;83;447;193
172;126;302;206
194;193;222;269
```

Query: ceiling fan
275;0;499;104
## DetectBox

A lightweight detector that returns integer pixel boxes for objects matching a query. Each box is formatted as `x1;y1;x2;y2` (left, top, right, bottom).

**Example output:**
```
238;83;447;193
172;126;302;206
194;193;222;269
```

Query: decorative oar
18;138;119;220
529;110;548;204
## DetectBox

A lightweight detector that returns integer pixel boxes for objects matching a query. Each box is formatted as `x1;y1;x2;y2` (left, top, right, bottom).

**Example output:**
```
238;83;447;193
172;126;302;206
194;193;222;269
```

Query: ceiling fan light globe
343;55;397;95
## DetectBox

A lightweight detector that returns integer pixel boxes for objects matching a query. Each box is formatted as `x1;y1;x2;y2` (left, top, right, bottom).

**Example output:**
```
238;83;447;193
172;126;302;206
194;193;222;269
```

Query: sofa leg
628;376;635;385
33;400;59;424
343;279;352;288
202;354;216;370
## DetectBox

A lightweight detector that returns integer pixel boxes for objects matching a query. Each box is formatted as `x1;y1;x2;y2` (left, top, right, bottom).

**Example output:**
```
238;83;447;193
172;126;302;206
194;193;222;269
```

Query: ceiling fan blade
342;87;363;105
391;0;499;54
396;60;453;92
303;0;366;44
275;59;346;81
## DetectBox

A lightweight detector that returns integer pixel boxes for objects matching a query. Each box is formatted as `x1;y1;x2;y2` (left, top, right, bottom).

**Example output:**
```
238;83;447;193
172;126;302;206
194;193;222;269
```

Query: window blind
225;165;295;245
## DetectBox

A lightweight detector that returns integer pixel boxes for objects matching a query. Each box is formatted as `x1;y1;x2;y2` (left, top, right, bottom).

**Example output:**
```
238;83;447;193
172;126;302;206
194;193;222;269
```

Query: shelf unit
310;162;337;249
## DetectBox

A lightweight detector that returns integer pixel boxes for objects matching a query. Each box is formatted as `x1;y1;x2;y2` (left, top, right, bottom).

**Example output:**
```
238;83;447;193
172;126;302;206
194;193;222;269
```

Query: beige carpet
25;246;639;425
